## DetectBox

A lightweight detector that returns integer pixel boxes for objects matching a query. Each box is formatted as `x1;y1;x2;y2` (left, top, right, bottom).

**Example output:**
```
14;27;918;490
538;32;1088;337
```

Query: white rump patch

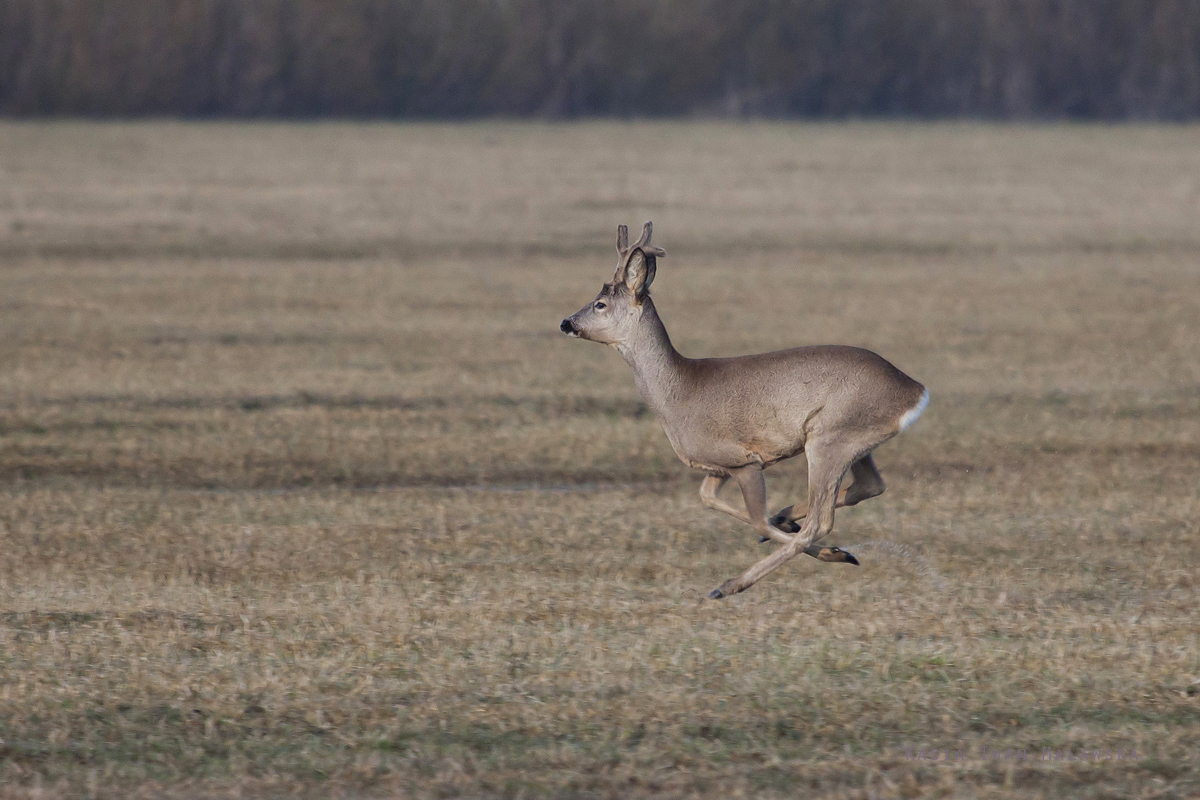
898;387;929;432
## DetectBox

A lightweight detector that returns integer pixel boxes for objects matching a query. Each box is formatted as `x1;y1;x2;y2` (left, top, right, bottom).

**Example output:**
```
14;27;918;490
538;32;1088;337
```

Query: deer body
562;222;928;599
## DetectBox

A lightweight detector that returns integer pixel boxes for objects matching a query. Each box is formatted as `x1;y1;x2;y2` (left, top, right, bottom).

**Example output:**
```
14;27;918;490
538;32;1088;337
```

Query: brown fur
563;222;928;598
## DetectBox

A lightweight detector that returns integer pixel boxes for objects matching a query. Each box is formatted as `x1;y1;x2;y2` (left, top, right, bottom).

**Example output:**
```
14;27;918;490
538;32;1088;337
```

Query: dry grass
0;121;1198;799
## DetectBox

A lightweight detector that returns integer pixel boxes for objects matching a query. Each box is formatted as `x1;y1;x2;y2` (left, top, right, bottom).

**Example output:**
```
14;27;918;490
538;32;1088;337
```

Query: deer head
560;221;666;345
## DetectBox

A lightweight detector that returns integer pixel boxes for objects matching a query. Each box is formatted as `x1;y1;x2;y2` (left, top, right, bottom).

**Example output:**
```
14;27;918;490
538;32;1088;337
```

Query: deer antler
632;221;666;257
616;224;629;255
614;221;666;281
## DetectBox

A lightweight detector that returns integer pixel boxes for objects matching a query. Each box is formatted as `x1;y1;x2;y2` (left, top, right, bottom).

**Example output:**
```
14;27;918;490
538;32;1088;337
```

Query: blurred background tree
1;0;1198;118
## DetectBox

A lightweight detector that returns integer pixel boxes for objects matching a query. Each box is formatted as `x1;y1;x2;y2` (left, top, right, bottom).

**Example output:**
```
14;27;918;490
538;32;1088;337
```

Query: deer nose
560;319;577;335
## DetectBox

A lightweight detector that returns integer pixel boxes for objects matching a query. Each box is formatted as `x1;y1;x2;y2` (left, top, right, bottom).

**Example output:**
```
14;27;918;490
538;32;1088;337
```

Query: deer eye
594;301;607;310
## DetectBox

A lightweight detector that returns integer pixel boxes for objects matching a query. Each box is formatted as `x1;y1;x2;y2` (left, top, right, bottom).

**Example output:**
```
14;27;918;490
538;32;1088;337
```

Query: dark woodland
2;0;1200;118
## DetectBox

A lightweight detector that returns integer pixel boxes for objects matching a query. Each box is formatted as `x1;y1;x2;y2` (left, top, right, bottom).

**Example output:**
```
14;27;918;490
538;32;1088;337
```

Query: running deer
560;222;928;599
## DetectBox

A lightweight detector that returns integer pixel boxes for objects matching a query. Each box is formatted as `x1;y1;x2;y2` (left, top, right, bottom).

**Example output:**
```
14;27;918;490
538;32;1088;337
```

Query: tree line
2;0;1199;118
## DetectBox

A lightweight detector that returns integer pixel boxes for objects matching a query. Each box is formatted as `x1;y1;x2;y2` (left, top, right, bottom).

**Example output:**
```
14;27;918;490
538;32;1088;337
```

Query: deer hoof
713;579;745;598
814;546;861;565
768;513;801;533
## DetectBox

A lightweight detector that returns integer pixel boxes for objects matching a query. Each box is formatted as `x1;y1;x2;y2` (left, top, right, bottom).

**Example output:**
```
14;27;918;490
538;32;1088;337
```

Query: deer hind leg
711;443;859;599
769;453;885;533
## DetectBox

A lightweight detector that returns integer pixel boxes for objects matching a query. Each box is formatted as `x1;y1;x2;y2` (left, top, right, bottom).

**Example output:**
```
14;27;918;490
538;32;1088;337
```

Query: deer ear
624;250;656;298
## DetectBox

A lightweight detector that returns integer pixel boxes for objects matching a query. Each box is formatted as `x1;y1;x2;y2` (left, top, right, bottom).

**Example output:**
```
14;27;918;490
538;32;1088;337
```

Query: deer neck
613;298;688;411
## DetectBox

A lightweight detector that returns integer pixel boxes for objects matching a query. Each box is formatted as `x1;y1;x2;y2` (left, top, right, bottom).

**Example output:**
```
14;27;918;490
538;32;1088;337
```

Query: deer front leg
699;471;862;560
699;473;791;544
729;465;793;545
710;449;852;599
726;465;858;564
698;475;747;523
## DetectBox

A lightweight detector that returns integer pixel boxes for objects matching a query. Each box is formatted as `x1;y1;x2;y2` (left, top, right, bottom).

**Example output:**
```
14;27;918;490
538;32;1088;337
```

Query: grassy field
0;122;1198;798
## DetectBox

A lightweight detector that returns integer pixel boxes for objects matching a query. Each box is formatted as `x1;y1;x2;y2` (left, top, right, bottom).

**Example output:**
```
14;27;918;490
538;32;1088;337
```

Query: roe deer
560;222;928;599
